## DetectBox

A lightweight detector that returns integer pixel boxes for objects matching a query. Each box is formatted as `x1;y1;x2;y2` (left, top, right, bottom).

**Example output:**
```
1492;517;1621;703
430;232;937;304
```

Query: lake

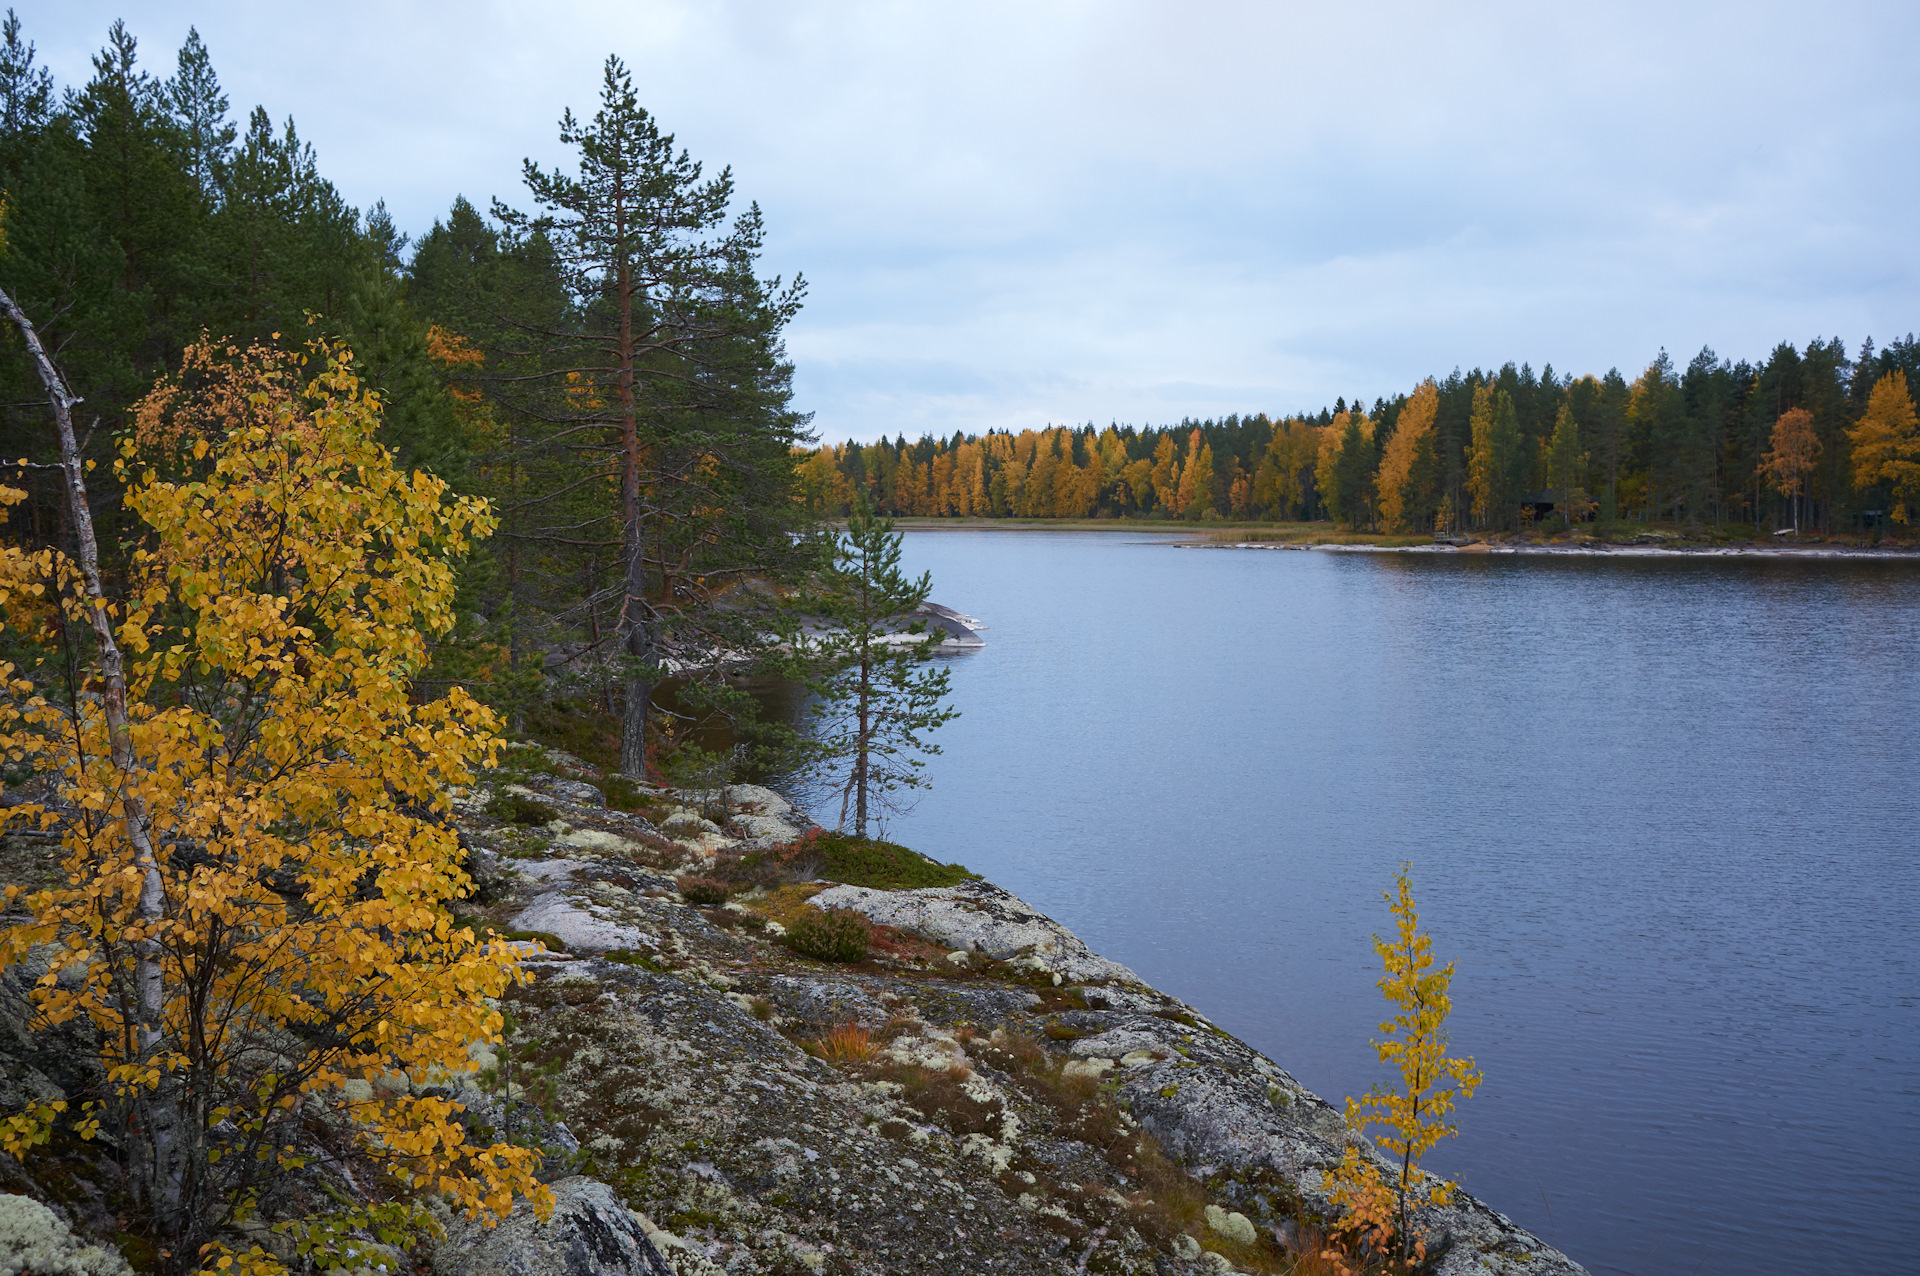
825;530;1920;1276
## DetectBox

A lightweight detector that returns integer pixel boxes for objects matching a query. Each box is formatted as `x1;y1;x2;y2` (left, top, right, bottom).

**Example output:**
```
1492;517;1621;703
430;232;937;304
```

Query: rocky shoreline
1196;537;1920;560
0;755;1588;1276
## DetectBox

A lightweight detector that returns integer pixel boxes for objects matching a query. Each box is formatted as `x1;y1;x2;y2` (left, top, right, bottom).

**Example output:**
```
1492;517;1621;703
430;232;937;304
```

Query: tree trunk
0;287;178;1210
853;650;870;839
614;250;651;781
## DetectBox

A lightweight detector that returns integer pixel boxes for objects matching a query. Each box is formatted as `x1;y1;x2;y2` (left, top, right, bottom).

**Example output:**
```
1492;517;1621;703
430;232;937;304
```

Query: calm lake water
830;531;1920;1276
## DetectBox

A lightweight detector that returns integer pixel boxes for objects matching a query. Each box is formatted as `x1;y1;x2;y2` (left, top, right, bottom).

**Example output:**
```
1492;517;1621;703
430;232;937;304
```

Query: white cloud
29;0;1920;439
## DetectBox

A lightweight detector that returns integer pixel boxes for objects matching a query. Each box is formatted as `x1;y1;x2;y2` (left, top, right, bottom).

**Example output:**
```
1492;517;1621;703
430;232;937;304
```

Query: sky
24;1;1920;443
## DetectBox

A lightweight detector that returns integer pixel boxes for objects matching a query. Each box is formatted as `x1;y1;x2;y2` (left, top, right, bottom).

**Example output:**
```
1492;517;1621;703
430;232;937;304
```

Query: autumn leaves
0;340;544;1273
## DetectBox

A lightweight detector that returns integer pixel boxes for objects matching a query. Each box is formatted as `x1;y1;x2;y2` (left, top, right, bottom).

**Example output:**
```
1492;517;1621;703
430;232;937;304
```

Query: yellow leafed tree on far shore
1847;370;1920;524
1376;380;1438;533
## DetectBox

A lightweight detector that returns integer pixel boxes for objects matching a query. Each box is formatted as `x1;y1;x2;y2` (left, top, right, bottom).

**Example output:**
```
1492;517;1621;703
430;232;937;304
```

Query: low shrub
868;924;942;962
748;882;831;928
676;875;731;907
887;1062;1002;1136
783;906;872;963
487;791;557;826
600;773;658;815
972;1029;1048;1076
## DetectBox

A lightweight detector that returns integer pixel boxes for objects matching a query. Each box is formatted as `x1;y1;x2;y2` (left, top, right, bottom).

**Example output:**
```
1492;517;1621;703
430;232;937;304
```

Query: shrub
783;906;872;963
600;773;655;814
677;875;731;907
487;790;557;825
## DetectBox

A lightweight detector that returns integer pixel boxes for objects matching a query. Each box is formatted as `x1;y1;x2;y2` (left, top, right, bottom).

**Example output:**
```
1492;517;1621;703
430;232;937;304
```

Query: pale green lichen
0;1195;131;1276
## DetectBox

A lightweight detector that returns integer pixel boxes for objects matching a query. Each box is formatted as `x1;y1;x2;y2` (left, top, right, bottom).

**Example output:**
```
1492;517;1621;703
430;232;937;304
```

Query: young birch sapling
1326;865;1482;1271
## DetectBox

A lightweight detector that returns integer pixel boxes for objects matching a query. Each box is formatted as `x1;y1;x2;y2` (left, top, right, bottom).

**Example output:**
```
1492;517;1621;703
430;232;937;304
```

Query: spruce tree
0;9;52;144
165;27;233;202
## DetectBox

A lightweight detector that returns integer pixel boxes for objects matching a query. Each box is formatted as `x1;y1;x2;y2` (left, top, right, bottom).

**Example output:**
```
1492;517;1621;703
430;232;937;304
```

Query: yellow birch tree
1764;407;1821;532
0;337;546;1273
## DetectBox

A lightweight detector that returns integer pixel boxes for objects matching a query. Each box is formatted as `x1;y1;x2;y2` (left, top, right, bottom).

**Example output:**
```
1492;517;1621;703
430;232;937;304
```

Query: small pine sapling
1326;865;1482;1272
782;494;958;837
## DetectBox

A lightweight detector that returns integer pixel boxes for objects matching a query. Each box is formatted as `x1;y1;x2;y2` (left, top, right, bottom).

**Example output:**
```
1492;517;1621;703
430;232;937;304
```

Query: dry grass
808;1022;877;1063
869;923;945;962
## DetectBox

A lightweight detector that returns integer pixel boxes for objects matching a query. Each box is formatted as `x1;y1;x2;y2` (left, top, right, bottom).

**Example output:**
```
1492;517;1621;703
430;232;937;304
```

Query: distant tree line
801;342;1920;536
0;13;816;777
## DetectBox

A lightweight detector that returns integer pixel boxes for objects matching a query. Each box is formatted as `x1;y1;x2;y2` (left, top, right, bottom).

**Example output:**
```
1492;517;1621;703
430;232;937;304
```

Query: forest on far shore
800;340;1920;539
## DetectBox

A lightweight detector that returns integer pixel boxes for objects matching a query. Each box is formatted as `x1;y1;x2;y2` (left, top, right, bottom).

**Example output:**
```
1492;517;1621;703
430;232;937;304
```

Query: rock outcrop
435;1177;674;1276
0;760;1587;1276
810;880;1142;985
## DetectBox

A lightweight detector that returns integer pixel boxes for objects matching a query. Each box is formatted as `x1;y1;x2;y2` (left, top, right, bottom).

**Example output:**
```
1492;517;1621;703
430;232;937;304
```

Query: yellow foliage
1376;381;1437;533
1328;866;1480;1268
425;324;486;369
1848;371;1920;523
0;341;547;1268
1764;407;1821;498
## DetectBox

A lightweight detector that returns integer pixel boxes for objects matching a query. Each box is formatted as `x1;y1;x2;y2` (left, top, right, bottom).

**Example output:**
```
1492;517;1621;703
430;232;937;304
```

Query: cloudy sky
28;1;1920;441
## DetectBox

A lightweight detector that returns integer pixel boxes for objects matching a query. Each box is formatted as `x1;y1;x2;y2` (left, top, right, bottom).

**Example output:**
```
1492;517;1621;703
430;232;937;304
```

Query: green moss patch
487;791;557;825
807;833;976;890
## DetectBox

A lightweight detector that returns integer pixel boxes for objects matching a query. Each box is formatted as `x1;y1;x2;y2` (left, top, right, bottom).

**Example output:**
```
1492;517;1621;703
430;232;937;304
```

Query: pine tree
490;55;806;778
0;9;53;144
1543;406;1591;530
786;497;958;838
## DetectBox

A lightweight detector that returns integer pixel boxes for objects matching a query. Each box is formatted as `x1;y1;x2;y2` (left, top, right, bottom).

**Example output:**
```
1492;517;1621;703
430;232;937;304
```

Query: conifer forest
800;345;1920;537
0;11;1915;1276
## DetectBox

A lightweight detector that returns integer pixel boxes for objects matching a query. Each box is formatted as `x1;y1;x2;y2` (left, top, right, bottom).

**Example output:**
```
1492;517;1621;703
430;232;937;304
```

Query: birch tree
0;318;544;1272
